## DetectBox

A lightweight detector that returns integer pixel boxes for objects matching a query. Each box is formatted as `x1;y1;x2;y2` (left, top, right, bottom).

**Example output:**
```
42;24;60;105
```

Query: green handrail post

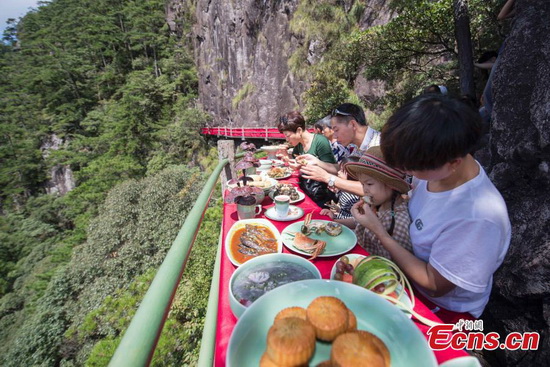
109;158;229;367
197;233;222;367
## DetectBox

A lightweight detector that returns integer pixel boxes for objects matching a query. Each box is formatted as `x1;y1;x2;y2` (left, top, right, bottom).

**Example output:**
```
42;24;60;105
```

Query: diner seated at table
277;111;337;208
313;116;349;163
344;147;413;260
351;94;511;323
320;155;360;222
298;103;380;197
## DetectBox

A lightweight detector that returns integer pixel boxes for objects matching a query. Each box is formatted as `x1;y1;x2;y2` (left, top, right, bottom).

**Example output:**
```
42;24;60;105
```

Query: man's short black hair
381;94;483;171
331;103;367;126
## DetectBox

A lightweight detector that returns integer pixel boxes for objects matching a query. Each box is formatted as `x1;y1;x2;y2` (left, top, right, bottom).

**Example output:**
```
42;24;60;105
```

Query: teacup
237;203;262;220
274;195;290;217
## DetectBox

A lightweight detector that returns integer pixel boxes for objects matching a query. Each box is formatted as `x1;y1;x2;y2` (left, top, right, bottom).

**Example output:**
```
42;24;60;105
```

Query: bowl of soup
225;219;283;267
229;253;322;318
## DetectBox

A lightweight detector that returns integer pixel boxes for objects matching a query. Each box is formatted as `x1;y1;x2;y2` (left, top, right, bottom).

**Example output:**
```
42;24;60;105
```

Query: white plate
268;189;305;204
225;219;283;267
227;280;437;367
264;205;304;222
264;170;292;180
258;159;285;166
260;145;284;151
330;254;413;317
226;175;277;193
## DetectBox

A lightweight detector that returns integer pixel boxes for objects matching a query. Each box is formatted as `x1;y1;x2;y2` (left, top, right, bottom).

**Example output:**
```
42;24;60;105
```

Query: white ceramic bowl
224;219;282;267
228;253;321;318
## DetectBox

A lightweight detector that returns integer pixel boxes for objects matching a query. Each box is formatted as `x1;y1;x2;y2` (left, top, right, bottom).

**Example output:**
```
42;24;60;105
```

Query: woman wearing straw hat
344;146;413;259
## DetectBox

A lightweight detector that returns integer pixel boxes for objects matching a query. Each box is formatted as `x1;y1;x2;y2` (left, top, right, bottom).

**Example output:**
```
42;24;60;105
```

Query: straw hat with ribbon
344;146;411;194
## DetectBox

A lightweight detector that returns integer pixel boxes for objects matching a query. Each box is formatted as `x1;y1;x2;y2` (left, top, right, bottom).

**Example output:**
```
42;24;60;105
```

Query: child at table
352;94;511;321
320;156;360;221
343;146;413;260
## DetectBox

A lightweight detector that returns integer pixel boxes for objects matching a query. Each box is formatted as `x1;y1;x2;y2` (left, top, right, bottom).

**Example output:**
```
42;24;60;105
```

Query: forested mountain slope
1;0;549;366
1;0;218;365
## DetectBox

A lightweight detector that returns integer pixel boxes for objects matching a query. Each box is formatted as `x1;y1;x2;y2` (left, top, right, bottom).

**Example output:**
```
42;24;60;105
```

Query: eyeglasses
279;116;288;125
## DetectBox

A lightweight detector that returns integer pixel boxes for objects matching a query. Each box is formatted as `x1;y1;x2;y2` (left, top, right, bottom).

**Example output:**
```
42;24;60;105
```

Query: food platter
226;279;437;367
225;219;283;267
226;175;277;194
264;167;292;180
268;189;305;204
329;253;413;317
280;220;357;258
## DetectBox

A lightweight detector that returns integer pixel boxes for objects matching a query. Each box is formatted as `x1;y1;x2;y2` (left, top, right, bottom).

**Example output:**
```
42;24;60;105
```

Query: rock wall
194;0;305;128
41;134;75;196
481;0;550;365
192;0;392;127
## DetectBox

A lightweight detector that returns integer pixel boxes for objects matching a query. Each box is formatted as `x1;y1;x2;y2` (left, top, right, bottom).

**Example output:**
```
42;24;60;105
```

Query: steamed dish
231;261;318;307
271;183;300;201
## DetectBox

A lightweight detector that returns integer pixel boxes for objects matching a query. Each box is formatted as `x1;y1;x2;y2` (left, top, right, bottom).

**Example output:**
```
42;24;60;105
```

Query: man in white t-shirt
350;94;511;321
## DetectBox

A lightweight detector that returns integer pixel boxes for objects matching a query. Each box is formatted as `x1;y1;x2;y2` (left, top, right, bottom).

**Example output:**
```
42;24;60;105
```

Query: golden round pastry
346;309;357;331
330;331;390;367
266;317;316;366
306;296;349;341
260;352;280;367
260;352;310;367
275;306;307;322
316;360;332;367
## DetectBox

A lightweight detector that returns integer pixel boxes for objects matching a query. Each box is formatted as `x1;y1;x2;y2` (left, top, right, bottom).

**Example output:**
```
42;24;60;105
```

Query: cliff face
193;0;305;128
41;134;75;196
192;0;393;127
481;0;550;365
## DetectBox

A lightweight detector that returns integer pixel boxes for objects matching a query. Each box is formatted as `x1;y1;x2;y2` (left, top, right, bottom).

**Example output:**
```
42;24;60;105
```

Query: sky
0;0;42;36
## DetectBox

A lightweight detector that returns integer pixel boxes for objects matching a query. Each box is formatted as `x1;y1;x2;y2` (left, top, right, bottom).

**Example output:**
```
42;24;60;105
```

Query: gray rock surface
193;0;305;128
41;134;75;196
480;0;550;365
192;0;392;128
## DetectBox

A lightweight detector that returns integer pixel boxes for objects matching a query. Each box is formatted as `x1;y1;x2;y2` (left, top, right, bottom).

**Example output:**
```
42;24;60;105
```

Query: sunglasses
331;108;358;122
279;116;288;125
332;108;352;116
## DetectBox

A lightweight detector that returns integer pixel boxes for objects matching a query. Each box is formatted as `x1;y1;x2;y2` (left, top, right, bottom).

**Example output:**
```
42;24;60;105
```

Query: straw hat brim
345;163;411;194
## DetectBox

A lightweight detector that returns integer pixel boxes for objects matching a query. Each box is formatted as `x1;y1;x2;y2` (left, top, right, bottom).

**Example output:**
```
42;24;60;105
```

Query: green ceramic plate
281;220;357;257
226;279;437;367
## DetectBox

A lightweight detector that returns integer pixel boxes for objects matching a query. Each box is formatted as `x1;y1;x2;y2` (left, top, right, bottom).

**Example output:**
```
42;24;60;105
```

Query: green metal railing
109;158;229;367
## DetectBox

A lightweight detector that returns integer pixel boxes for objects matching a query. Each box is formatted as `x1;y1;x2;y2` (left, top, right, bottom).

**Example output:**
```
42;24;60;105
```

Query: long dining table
214;171;469;366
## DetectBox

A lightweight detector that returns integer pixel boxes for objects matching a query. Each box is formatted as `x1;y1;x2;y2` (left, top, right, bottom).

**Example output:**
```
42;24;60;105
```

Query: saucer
264;205;304;221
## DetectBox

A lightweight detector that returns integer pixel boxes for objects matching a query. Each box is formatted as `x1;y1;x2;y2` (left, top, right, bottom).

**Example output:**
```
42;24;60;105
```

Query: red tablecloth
214;173;468;366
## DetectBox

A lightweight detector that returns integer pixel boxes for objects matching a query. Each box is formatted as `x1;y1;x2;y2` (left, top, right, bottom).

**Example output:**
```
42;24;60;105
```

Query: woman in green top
277;111;336;208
